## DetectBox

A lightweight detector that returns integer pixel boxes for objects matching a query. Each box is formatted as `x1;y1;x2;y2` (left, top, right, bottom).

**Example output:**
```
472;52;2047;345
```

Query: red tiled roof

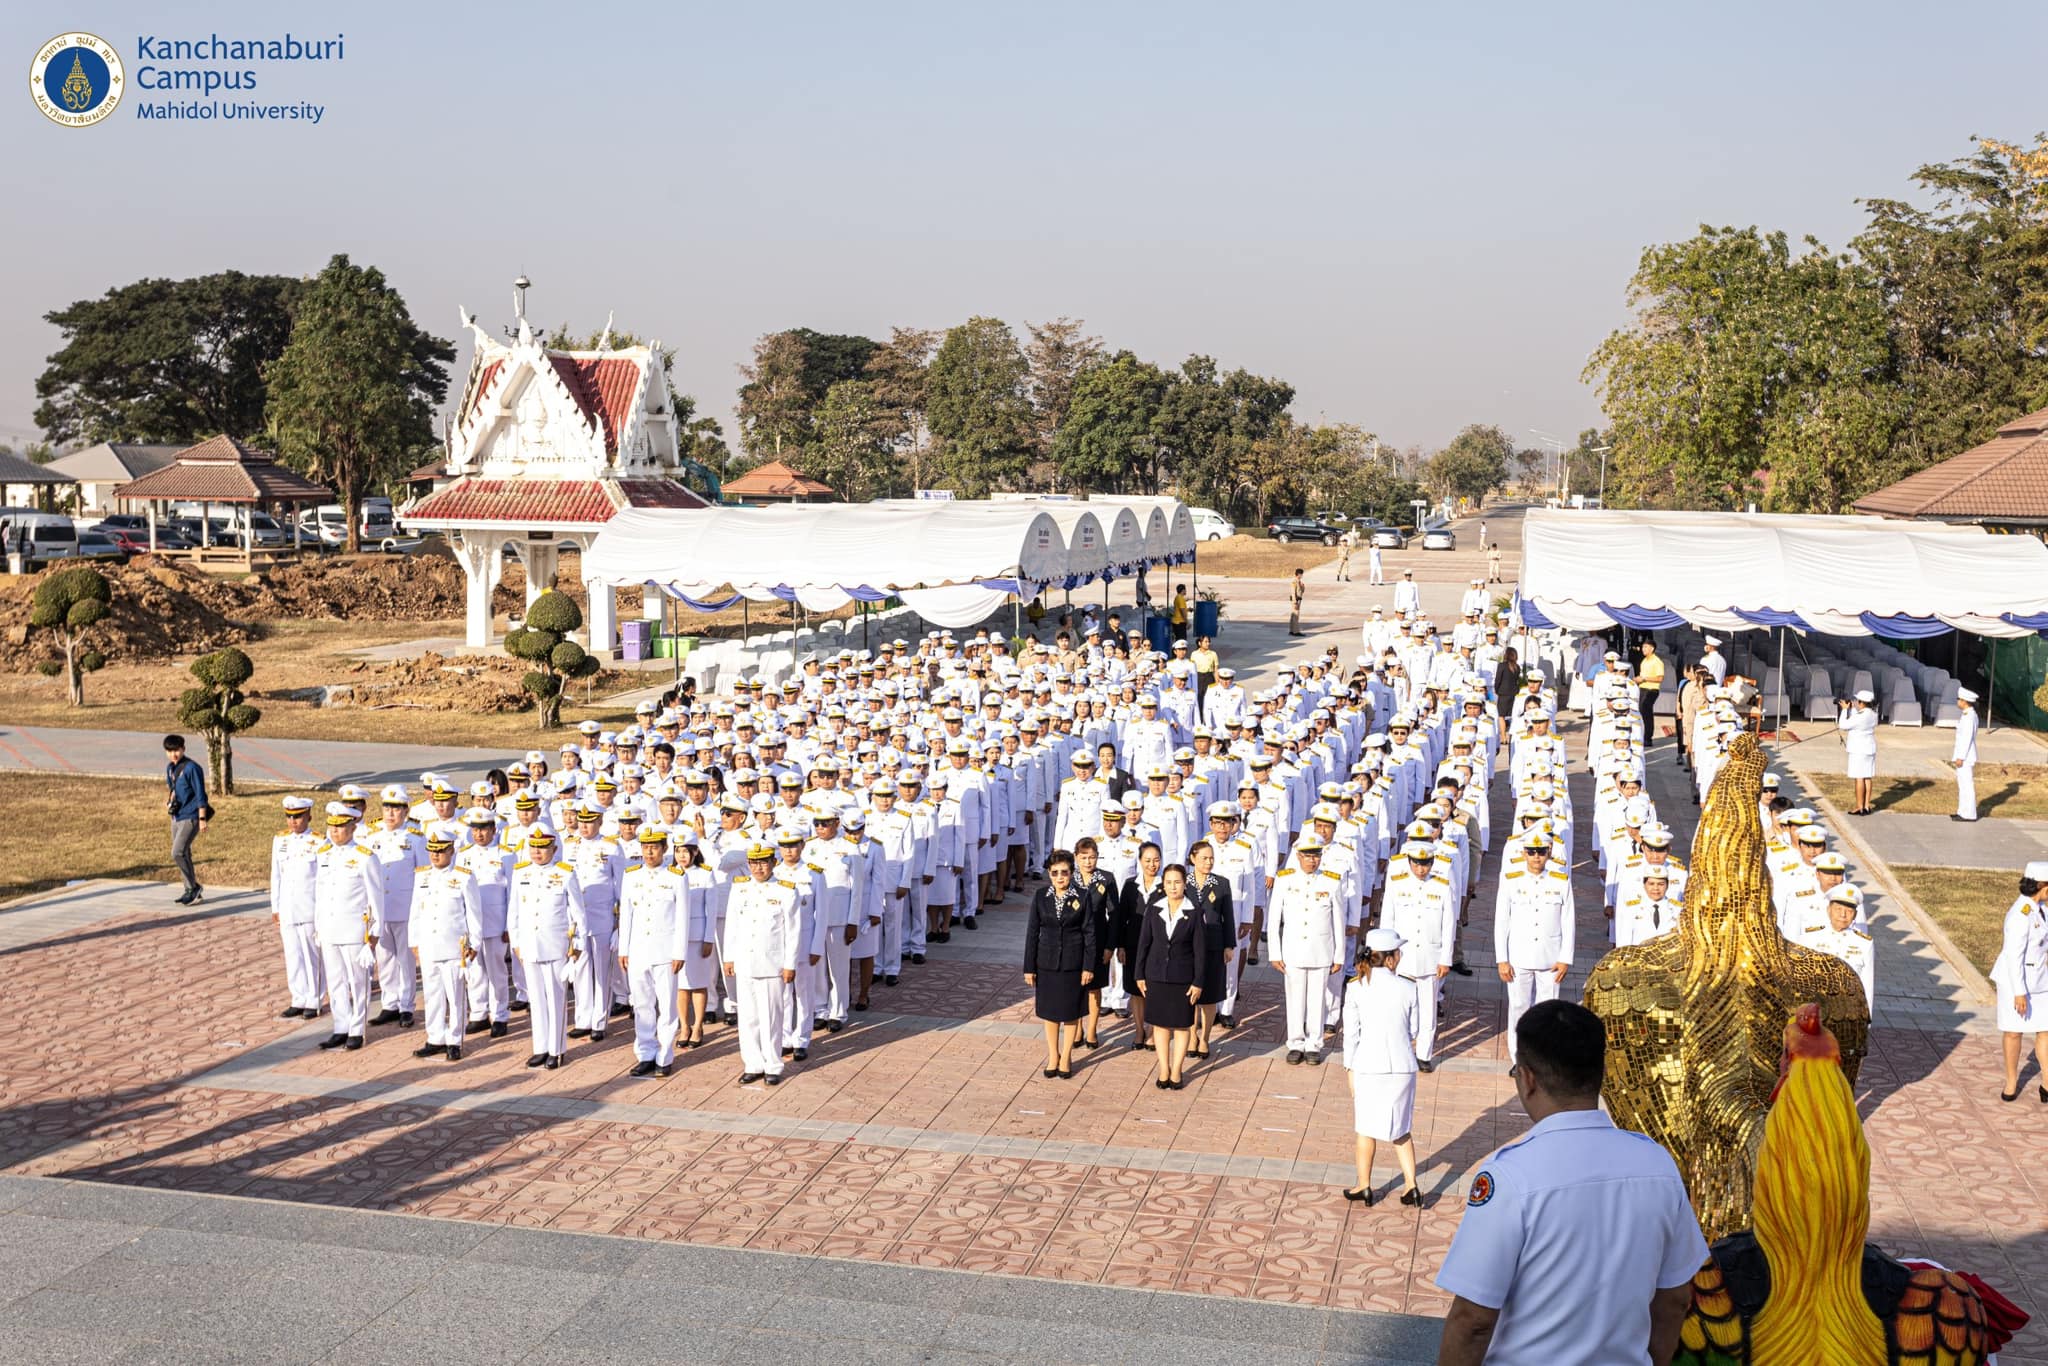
722;459;837;498
112;434;330;503
461;358;505;424
402;475;707;527
1855;405;2048;520
548;355;642;456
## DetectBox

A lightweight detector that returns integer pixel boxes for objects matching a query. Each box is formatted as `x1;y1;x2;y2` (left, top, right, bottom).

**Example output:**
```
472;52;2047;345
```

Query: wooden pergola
112;434;332;566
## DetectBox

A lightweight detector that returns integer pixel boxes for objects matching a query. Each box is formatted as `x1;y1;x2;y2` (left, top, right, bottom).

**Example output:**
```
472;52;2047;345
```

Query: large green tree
35;271;304;445
924;317;1035;495
1159;355;1295;520
265;255;453;552
1024;317;1103;470
734;327;880;465
1423;423;1515;504
864;326;940;490
1052;350;1171;492
809;378;904;501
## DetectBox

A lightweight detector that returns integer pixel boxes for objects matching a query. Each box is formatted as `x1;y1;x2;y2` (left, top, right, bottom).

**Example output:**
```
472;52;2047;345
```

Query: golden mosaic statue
1584;732;1869;1242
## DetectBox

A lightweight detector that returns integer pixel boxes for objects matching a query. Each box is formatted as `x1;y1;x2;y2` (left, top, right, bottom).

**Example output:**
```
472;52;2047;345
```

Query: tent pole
743;599;750;645
1776;627;1786;733
670;593;680;688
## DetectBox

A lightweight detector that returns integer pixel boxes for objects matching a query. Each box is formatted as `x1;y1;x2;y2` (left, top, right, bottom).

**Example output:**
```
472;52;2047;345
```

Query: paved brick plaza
1;724;2042;1360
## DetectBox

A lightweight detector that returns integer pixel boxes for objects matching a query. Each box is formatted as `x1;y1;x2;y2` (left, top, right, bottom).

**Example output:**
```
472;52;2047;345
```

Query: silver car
1421;526;1456;551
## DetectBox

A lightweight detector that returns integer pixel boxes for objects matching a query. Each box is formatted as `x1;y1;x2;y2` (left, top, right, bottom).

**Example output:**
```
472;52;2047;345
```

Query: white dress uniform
1267;864;1346;1052
270;823;324;1014
1493;860;1575;1063
459;837;515;1024
676;862;721;990
1990;894;2048;1034
509;855;586;1059
807;835;858;1021
312;833;386;1041
564;832;625;1033
618;861;687;1067
726;873;802;1077
362;823;427;1016
1837;704;1879;780
1952;703;1979;820
1795;919;1874;1010
777;857;825;1050
411;863;483;1048
1436;1110;1709;1364
1341;967;1419;1140
1381;863;1458;1061
1614;888;1682;947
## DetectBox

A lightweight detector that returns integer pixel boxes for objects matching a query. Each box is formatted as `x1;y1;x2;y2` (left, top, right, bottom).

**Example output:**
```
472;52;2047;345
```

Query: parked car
86;512;153;536
1189;506;1235;541
1266;516;1339;545
1421;525;1457;551
298;503;396;547
0;512;77;567
103;525;197;554
67;529;129;564
1370;524;1408;549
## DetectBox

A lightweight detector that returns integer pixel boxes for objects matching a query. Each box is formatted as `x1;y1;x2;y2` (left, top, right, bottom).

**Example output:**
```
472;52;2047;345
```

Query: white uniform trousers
279;921;324;1011
629;960;680;1065
571;910;615;1033
1503;967;1560;1063
1957;763;1977;820
420;957;467;1047
374;919;416;1012
785;958;822;1049
466;938;511;1022
322;942;372;1039
705;918;728;1015
1219;938;1244;1016
740;975;789;1076
1102;949;1131;1011
959;855;981;916
513;949;530;1005
1282;965;1331;1052
1402;969;1441;1062
906;884;928;955
879;893;905;975
824;931;854;1021
524;959;568;1056
1323;936;1353;1027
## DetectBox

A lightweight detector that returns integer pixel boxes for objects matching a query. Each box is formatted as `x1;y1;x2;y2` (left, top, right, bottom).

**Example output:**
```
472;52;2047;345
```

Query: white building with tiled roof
400;279;708;651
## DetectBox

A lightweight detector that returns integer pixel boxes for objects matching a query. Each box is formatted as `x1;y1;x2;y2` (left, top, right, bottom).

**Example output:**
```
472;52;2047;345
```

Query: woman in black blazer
1135;863;1205;1090
1022;851;1095;1079
1187;839;1233;1061
1072;837;1120;1050
1117;842;1164;1050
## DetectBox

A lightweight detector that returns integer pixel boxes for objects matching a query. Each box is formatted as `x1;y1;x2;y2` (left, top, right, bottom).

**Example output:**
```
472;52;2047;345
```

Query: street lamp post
1590;445;1613;505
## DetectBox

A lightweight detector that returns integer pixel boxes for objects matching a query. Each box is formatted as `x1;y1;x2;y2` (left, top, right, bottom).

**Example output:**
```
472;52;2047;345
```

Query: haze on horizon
5;0;2044;457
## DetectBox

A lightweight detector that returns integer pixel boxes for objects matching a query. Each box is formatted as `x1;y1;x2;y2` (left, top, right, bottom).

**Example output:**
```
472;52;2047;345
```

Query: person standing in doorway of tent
1951;687;1981;822
1288;567;1307;637
1836;688;1879;816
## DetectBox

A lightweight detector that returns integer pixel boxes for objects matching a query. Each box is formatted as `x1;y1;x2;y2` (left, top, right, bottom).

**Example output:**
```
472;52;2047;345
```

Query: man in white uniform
409;830;482;1061
725;843;801;1085
458;809;514;1038
1267;837;1345;1065
1493;835;1574;1071
509;829;583;1069
1950;687;1980;822
269;796;324;1019
1797;884;1874;1010
1435;1001;1706;1366
312;803;385;1051
618;826;687;1076
1393;570;1421;617
1382;840;1458;1070
362;790;426;1028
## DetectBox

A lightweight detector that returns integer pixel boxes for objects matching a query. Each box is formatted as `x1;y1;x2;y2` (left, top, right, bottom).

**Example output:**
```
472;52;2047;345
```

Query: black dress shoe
1305;1051;1323;1066
398;1012;415;1028
740;1072;762;1084
490;1022;509;1038
590;1031;605;1044
1343;1186;1375;1204
792;1048;809;1062
656;1064;672;1078
280;1006;304;1019
1168;1078;1184;1090
369;1009;400;1027
1057;1067;1072;1080
764;1073;781;1086
630;1060;658;1077
1044;1067;1058;1079
568;1027;592;1040
1155;1079;1168;1090
910;954;925;965
883;975;899;987
466;1021;490;1035
611;1002;632;1019
527;1053;549;1068
511;1000;529;1013
1217;1014;1235;1029
445;1047;461;1062
853;1001;870;1012
412;1044;444;1059
723;1010;738;1025
963;917;978;930
1399;1187;1424;1207
345;1037;363;1051
1286;1049;1304;1065
318;1033;348;1050
827;1019;844;1034
1417;1059;1436;1073
1081;1037;1099;1050
545;1055;561;1070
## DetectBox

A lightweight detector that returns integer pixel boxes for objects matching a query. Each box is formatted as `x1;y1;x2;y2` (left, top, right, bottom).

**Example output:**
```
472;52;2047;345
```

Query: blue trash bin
1193;599;1220;639
1145;616;1172;655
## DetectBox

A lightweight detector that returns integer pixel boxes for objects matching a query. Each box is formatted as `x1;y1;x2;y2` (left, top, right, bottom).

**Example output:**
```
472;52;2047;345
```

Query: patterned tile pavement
1;720;2043;1356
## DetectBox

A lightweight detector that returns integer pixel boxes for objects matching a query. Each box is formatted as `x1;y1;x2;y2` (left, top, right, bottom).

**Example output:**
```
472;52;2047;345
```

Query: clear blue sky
7;0;2045;455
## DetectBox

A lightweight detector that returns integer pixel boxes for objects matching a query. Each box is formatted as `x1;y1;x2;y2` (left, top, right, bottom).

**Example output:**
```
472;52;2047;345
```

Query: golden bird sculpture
1584;732;1869;1242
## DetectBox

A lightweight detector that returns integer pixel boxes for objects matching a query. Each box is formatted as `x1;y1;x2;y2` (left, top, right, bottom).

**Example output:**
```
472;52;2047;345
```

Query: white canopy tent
1516;509;2048;638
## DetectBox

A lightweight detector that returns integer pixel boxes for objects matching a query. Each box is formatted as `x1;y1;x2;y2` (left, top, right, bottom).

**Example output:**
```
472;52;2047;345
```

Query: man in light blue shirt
1435;1000;1706;1365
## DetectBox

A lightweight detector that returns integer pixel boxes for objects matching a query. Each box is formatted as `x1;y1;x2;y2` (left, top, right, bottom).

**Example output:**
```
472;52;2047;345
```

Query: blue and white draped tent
580;497;1198;639
1513;508;2048;724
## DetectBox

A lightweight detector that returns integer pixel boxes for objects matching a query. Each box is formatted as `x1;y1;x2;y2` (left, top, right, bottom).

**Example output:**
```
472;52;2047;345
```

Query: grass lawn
0;773;311;902
1197;534;1338;578
1887;864;2020;979
1806;765;2048;820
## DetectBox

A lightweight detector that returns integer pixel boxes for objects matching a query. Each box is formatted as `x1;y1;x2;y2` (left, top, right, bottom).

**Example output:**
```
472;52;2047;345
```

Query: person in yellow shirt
1637;641;1667;737
1190;635;1219;708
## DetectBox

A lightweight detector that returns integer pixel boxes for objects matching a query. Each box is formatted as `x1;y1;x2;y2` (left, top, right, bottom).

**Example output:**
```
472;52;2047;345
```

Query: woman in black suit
1022;851;1095;1079
1117;842;1164;1050
1187;839;1233;1061
1072;837;1119;1049
1136;863;1205;1090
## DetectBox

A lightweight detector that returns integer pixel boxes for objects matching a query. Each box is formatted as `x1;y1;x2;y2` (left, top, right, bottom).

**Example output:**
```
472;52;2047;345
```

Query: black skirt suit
1135;900;1206;1030
1080;868;1120;990
1116;876;1163;994
1023;884;1097;1023
1194;874;1234;1004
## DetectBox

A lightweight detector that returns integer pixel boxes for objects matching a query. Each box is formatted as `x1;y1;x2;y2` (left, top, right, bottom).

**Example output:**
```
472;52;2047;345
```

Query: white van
0;511;77;568
1190;507;1235;541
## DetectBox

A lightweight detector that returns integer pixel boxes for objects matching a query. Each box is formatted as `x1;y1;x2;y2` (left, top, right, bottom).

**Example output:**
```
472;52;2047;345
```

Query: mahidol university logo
30;32;123;127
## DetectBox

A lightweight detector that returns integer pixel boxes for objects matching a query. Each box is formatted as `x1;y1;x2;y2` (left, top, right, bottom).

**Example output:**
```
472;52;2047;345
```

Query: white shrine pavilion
399;279;710;653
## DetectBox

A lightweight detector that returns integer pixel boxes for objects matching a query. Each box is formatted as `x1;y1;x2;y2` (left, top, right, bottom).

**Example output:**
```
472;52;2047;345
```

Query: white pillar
451;531;507;649
586;576;617;659
523;541;557;609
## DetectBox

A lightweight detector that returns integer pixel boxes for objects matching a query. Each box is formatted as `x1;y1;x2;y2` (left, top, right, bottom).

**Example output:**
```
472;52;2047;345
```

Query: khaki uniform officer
269;796;324;1019
509;829;584;1070
619;827;687;1077
312;803;385;1051
725;843;801;1085
1493;835;1575;1070
1798;884;1874;1011
410;829;482;1061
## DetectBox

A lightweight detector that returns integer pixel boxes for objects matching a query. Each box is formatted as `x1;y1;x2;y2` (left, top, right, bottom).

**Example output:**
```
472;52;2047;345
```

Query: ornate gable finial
512;274;533;345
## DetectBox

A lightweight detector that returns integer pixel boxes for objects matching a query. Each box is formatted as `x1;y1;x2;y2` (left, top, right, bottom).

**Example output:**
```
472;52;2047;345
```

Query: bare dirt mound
0;559;254;672
329;648;630;714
